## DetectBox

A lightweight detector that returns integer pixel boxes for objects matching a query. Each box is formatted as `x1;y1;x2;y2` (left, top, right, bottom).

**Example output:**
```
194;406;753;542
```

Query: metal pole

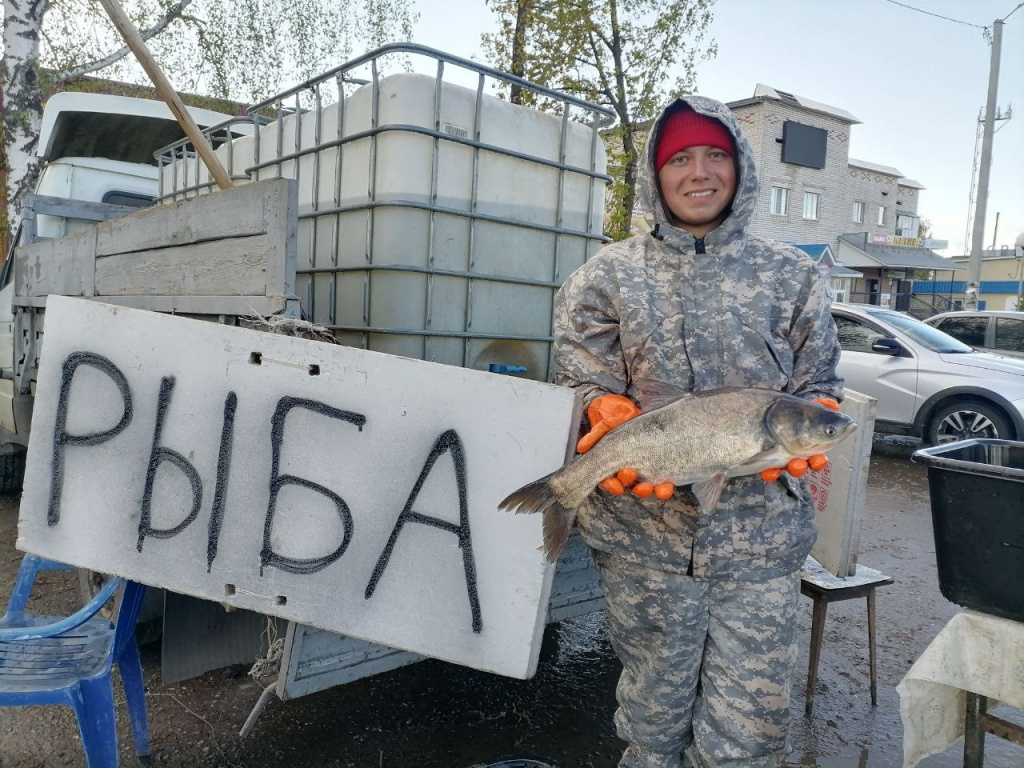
1016;233;1024;310
966;19;1003;309
990;211;1000;250
963;691;987;768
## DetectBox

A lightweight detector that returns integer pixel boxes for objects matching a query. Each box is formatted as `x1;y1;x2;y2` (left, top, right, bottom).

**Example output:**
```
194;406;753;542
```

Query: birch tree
2;0;415;249
483;0;716;240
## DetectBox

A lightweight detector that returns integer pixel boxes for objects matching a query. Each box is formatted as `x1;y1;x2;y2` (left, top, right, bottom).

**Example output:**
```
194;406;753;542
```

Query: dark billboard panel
781;121;827;169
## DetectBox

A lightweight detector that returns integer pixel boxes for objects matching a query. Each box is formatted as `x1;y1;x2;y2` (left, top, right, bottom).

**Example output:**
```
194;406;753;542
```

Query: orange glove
599;467;675;500
761;397;840;482
577;395;674;499
577;394;642;454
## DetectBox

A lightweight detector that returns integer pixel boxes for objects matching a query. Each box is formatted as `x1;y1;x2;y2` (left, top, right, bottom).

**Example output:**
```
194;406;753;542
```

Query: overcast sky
414;0;1024;257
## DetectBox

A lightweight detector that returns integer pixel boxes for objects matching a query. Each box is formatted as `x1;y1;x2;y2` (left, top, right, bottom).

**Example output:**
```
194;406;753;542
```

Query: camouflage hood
639;95;759;246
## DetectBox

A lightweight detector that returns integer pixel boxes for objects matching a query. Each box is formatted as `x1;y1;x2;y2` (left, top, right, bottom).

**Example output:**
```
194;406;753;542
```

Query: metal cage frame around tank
155;43;616;381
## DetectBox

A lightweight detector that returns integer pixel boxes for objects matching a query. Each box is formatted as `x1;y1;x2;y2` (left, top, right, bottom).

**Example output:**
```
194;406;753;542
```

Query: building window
877;205;886;226
803;192;820;220
770;187;789;216
895;214;918;238
852;201;864;224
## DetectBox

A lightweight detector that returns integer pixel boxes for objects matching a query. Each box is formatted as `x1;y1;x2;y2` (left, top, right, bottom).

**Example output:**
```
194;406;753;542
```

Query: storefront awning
792;243;863;279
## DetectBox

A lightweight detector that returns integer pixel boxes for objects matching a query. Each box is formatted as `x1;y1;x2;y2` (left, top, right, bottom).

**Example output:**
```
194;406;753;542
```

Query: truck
0;91;257;490
4;43;615;704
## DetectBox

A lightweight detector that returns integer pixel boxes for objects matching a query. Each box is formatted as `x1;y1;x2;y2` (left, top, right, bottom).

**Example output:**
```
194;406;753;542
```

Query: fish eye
825;425;837;437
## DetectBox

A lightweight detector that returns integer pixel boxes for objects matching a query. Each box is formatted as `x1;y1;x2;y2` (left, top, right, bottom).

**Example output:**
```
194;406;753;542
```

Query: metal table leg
868;587;879;705
964;691;987;768
805;595;828;716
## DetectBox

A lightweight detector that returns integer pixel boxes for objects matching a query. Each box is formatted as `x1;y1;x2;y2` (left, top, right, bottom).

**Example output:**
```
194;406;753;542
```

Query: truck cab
0;92;245;490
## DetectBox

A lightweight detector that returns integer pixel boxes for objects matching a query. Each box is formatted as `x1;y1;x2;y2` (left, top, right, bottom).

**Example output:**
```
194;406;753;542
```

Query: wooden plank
94;235;271;296
94;179;291;256
277;530;604;699
277;624;422;700
13;295;288;315
25;194;140;222
14;228;96;298
549;596;605;624
800;557;893;591
12;297;49;308
263;179;297;301
841;394;876;574
18;296;577;680
809;390;877;577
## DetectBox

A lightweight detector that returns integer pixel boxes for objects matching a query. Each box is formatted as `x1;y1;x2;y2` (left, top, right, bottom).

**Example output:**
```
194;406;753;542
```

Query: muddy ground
1;436;1021;767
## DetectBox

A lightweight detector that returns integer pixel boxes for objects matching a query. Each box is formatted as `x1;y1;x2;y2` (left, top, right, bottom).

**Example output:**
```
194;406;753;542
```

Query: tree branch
588;16;613;49
51;0;194;81
606;0;630;124
585;29;617;111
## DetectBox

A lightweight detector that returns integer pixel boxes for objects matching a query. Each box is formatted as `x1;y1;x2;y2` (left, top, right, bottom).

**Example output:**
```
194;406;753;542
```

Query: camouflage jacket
553;95;843;581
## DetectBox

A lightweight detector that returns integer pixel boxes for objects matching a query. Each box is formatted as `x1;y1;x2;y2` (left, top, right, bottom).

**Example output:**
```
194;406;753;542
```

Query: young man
553;97;843;767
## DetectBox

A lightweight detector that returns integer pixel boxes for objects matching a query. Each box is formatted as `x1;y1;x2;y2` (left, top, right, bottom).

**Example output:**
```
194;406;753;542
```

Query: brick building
727;85;958;310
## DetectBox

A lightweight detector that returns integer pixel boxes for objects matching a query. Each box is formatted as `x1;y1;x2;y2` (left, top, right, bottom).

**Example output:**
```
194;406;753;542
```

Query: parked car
922;310;1024;359
831;303;1024;444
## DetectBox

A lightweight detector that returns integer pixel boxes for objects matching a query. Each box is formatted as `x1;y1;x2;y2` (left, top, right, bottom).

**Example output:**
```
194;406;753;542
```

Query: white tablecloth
897;610;1024;767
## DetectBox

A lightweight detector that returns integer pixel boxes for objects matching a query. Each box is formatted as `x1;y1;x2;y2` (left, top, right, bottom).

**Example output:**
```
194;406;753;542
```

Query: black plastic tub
911;439;1024;622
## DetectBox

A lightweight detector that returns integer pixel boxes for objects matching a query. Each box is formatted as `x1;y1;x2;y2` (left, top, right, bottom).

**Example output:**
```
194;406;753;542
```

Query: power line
1004;2;1024;22
880;0;987;29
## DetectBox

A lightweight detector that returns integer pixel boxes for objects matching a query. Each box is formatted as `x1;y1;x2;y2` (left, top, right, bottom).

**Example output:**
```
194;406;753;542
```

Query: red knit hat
656;108;734;171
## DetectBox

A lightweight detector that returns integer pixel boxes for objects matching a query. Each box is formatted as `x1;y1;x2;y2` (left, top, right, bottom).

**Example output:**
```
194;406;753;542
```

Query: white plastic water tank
162;72;607;381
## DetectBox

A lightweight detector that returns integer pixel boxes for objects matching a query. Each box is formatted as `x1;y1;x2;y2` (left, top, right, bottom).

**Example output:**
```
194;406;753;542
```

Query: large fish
499;387;857;561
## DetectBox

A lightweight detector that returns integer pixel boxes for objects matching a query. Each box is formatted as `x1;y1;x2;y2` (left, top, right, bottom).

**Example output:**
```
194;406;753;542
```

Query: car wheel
926;401;1015;445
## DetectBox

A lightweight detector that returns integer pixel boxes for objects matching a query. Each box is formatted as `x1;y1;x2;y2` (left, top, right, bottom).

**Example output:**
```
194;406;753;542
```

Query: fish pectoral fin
733;446;791;473
691;471;728;513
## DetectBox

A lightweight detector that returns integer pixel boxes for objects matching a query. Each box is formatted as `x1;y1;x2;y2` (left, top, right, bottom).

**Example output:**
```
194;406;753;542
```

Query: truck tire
0;449;26;495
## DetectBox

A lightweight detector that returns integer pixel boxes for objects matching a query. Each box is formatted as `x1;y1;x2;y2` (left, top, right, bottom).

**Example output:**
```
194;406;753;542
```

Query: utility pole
1016;232;1024;311
966;19;1003;310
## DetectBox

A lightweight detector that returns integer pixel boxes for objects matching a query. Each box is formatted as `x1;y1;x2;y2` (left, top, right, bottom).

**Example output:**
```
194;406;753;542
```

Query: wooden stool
799;558;894;716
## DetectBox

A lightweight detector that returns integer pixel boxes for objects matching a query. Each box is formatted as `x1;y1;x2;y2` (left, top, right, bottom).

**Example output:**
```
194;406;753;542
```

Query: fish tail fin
498;474;574;563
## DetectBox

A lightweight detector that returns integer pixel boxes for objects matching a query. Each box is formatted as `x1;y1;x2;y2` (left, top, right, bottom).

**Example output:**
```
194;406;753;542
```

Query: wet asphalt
1;436;1023;767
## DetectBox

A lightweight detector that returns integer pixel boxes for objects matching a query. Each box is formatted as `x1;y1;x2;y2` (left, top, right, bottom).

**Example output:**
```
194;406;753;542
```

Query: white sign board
18;297;580;679
808;389;877;577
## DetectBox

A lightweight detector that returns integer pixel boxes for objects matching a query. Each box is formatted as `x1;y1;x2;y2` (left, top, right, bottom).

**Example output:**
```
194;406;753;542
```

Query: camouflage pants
594;551;801;768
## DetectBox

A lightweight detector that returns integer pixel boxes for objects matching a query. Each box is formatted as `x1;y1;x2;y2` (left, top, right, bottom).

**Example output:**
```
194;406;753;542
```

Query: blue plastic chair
0;554;150;767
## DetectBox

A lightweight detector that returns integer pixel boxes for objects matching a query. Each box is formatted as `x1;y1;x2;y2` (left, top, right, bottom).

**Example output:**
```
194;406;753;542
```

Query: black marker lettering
137;377;203;551
206;391;238;572
49;352;133;526
365;430;481;633
260;397;366;576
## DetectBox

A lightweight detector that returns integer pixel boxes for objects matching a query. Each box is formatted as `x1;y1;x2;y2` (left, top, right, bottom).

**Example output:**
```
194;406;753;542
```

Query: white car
831;303;1024;444
922;310;1024;359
